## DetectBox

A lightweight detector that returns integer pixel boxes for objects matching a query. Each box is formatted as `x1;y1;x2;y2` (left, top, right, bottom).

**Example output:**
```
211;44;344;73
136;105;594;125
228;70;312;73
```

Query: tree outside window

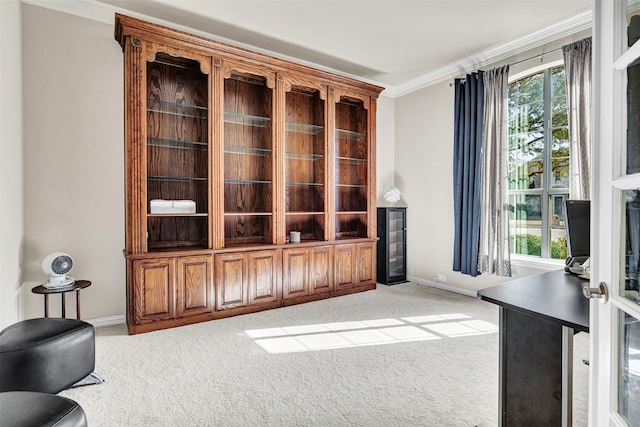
507;66;569;260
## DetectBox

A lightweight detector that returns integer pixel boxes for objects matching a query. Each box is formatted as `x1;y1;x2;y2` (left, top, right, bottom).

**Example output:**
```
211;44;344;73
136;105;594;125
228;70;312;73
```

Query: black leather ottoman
0;391;87;427
0;318;95;394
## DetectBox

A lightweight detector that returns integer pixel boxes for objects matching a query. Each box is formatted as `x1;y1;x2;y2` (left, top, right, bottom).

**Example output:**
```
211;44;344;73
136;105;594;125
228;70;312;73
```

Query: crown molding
21;0;591;99
391;9;593;98
22;0;115;24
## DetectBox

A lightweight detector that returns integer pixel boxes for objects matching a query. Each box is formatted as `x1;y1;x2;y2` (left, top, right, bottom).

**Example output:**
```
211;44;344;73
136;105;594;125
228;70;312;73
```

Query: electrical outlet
437;274;447;282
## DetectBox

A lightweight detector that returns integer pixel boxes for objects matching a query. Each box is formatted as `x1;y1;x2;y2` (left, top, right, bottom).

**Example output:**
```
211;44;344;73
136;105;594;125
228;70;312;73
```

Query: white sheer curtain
563;38;592;200
478;65;511;276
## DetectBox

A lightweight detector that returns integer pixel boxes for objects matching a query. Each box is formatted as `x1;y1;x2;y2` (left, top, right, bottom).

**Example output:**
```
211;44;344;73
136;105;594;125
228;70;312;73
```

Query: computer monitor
564;200;590;268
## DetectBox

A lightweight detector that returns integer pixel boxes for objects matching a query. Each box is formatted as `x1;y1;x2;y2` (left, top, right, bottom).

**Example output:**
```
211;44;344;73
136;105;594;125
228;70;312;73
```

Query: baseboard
407;275;479;298
85;314;126;328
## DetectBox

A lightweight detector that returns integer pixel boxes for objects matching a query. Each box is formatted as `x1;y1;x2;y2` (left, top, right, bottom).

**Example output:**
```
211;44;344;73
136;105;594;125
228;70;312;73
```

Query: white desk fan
42;252;75;288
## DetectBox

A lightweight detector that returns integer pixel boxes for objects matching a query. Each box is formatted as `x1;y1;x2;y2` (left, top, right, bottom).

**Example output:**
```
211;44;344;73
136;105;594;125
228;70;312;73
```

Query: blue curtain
453;72;484;276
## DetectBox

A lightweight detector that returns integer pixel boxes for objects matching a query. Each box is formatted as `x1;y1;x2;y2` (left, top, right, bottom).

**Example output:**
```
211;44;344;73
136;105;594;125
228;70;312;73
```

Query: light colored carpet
60;282;589;426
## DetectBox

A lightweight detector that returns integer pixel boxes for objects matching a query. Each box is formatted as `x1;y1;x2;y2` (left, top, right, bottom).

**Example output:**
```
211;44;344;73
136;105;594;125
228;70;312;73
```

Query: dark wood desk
478;269;589;427
31;280;91;320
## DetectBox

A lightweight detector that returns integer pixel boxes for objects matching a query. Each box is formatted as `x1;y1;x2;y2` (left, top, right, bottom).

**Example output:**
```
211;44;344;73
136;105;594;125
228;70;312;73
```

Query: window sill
511;254;565;271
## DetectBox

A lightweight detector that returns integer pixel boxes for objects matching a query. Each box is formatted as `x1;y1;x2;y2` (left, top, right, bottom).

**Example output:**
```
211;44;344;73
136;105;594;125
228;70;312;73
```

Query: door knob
582;282;609;303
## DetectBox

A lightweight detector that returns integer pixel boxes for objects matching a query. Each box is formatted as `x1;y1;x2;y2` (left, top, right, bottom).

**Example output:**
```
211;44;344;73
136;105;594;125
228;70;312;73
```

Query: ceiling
95;0;592;95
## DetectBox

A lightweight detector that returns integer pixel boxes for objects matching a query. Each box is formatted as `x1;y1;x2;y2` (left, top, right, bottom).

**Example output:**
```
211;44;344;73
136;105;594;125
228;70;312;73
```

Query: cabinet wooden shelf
286;122;324;135
116;14;382;334
224;146;272;156
286;211;324;215
147;101;207;119
149;176;208;182
224;179;272;185
148;137;208;149
148;213;208;217
224;111;271;127
336;129;367;140
285;152;324;160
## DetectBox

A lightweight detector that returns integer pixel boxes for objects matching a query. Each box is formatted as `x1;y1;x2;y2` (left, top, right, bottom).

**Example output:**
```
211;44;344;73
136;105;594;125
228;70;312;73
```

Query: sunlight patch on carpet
246;313;497;354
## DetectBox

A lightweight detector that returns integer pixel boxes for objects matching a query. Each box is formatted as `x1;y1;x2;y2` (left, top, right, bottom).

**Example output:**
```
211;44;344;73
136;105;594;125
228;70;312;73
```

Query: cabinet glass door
223;72;274;246
285;87;326;242
335;97;368;239
146;52;209;251
388;209;406;278
618;4;640;423
592;1;640;425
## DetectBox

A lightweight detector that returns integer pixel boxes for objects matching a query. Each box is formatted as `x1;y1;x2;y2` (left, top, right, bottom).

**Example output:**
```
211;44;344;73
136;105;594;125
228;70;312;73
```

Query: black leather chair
0;318;95;394
0;318;95;426
0;391;88;427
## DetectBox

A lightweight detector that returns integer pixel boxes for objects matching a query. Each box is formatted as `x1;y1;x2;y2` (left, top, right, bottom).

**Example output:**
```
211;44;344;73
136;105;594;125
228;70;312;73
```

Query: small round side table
31;280;91;320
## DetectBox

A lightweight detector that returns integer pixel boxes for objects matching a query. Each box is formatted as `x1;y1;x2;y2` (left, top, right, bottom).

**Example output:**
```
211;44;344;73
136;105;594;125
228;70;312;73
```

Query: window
507;66;569;260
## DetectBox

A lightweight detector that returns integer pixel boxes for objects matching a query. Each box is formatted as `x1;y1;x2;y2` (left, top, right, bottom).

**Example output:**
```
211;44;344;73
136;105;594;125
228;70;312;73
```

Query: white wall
21;5;125;320
376;94;396;200
0;0;24;329
394;29;592;295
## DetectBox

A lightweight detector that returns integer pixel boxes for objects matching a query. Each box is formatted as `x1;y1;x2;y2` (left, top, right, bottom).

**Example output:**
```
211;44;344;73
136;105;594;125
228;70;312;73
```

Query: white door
592;0;640;425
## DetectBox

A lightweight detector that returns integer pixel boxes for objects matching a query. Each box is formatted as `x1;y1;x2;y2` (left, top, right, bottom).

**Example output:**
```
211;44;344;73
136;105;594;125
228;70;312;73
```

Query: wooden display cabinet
116;14;383;334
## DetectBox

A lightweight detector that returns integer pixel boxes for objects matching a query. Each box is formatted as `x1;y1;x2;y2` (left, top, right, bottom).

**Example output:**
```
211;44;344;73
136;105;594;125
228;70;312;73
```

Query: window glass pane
628;59;640;175
551;128;570;189
551;103;568;127
509;103;544;134
551;67;567;99
550;194;569;259
619;310;640;426
509;194;542;256
628;4;640;174
516;72;544;104
508;73;545;192
625;190;640;299
551;158;570;189
507;133;544;190
627;0;640;50
552;127;570;148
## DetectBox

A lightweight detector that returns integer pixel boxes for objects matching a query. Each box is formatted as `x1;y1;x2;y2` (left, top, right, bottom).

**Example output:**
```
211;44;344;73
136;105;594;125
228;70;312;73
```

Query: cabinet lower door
215;252;248;310
283;247;310;300
335;244;357;290
176;255;213;317
248;250;280;305
310;246;333;294
283;246;333;299
132;258;175;324
215;250;279;310
357;243;375;285
335;243;375;290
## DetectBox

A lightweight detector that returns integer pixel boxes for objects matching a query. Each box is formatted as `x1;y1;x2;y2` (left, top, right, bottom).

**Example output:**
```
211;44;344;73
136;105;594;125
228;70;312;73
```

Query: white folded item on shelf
150;199;196;214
